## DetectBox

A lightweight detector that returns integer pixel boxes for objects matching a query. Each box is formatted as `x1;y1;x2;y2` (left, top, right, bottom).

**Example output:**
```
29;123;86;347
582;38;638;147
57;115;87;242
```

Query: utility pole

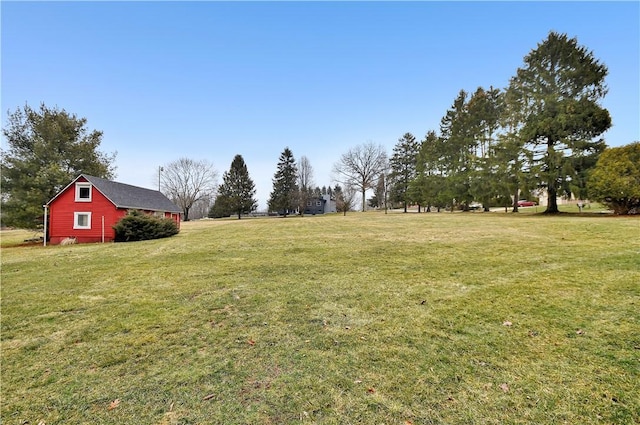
158;166;163;191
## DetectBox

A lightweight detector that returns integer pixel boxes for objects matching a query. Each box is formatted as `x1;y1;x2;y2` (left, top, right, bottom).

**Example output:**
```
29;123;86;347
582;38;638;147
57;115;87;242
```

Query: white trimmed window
74;212;92;229
75;183;92;202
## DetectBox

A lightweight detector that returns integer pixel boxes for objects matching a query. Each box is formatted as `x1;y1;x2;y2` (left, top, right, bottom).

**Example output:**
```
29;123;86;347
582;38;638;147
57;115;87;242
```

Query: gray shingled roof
51;174;182;213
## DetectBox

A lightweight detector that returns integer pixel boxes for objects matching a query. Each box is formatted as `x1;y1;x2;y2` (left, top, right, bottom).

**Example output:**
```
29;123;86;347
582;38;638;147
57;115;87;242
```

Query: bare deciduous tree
332;142;387;212
334;184;357;216
189;194;214;220
161;158;218;221
297;155;314;215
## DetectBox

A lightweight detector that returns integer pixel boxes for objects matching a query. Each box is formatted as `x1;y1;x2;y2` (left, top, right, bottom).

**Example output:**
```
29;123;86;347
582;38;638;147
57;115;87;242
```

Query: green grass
2;211;639;424
0;228;44;248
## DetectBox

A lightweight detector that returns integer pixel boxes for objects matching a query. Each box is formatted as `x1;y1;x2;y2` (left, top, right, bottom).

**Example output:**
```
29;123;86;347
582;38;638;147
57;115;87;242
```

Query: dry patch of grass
1;228;44;248
2;212;639;424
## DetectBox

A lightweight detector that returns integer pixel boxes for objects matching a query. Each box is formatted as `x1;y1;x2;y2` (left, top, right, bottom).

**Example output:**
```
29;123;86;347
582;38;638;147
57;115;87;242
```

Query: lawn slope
2;212;639;424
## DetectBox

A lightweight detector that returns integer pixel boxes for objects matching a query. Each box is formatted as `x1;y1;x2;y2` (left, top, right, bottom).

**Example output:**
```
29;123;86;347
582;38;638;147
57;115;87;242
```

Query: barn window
75;183;92;202
74;212;92;229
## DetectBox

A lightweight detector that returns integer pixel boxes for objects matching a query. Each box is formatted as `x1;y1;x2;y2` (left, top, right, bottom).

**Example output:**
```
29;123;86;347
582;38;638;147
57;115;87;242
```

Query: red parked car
517;200;537;207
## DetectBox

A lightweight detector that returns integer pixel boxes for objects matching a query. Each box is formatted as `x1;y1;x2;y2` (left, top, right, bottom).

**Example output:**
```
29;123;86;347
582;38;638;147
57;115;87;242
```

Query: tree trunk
184;207;190;222
361;188;366;212
545;185;559;213
545;139;560;214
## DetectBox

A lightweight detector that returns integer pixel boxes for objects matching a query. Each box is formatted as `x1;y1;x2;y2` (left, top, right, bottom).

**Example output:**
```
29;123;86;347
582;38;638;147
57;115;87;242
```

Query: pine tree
217;154;257;219
1;103;116;229
466;86;504;211
268;147;298;216
389;132;420;212
439;90;476;210
508;31;611;213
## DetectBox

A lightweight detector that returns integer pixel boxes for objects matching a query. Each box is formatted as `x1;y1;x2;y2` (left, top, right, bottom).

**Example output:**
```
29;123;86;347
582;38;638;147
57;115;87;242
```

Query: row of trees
206;147;354;219
365;32;613;214
161;149;359;220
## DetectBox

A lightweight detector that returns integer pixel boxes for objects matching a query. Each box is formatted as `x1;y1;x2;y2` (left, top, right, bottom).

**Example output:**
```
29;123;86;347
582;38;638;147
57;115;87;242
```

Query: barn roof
48;174;182;213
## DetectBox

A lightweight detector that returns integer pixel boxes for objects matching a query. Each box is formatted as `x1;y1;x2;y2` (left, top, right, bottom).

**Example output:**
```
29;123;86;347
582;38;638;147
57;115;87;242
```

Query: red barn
45;174;181;245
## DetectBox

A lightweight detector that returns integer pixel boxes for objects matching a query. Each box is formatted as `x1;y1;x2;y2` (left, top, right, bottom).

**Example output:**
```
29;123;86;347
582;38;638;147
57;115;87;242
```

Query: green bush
588;142;640;215
113;210;179;242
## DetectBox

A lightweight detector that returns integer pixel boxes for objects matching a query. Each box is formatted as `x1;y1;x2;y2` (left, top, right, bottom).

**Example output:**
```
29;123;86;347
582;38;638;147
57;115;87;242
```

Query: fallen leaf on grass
502;321;512;327
108;399;121;410
576;329;584;335
405;421;414;425
203;394;215;401
500;383;509;393
248;339;256;346
367;387;376;393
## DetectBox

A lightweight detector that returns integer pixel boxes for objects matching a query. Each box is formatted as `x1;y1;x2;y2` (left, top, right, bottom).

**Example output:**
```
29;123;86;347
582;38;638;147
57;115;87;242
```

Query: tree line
2;31;638;230
210;147;357;219
381;31;613;214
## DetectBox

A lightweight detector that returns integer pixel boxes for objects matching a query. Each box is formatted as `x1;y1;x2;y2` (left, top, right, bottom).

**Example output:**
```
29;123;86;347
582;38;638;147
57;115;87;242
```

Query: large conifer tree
217;154;257;219
1;104;116;229
268;147;298;216
389;132;420;213
438;90;475;210
507;31;611;213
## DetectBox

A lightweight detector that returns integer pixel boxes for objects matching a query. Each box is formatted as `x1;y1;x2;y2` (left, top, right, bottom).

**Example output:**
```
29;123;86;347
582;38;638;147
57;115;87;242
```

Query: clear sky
2;1;639;210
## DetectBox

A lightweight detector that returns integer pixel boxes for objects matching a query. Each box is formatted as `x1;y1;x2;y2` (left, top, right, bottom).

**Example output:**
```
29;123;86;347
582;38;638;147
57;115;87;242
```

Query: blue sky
2;1;639;210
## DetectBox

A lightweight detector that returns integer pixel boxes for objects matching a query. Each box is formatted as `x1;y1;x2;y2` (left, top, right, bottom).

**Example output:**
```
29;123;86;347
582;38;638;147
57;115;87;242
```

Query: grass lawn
1;211;638;424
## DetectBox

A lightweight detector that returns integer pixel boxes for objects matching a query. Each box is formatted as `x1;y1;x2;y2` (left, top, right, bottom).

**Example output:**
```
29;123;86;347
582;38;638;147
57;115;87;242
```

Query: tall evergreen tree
466;86;504;211
217;154;257;219
439;90;476;210
507;31;611;213
268;147;298;216
411;130;448;212
389;132;420;212
1;103;116;229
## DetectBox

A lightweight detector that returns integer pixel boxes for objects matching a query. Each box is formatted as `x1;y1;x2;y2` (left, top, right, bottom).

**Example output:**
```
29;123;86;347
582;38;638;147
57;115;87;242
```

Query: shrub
113;210;179;242
588;142;640;215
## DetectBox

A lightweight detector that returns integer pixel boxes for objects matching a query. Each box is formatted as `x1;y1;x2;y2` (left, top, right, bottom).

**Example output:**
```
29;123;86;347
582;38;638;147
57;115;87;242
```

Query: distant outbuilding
45;174;181;245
